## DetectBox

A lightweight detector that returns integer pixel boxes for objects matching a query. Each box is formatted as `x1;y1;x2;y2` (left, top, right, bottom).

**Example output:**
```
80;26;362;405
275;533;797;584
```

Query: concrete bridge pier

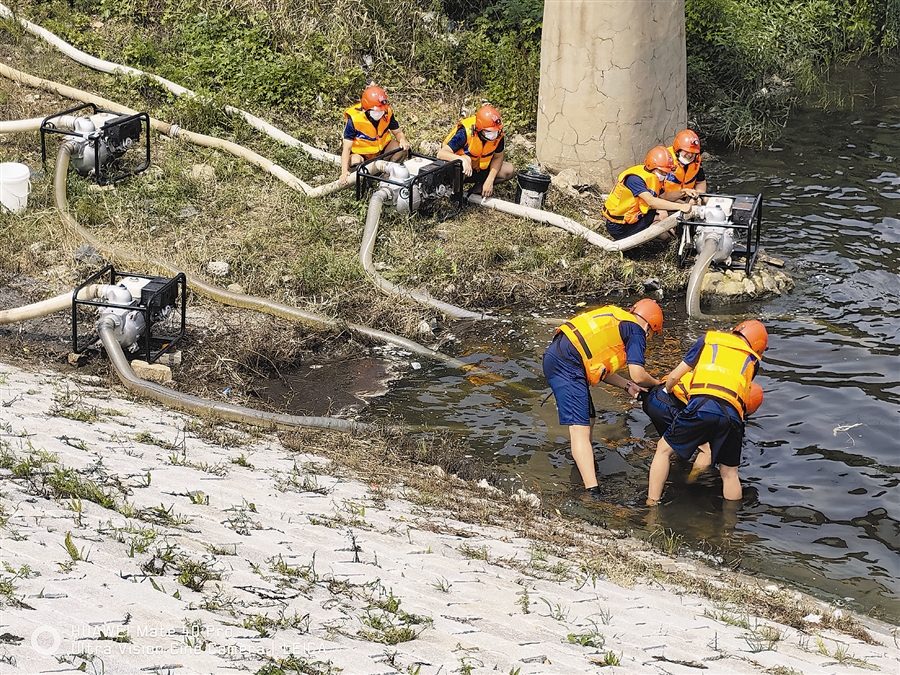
536;0;687;188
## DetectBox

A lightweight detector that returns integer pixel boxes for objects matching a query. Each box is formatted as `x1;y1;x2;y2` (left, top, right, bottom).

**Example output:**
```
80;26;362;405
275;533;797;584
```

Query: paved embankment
0;363;897;674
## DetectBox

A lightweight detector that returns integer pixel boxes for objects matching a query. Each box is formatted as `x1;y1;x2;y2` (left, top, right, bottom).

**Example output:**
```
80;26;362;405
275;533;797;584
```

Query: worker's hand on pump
457;155;473;177
397;136;411;152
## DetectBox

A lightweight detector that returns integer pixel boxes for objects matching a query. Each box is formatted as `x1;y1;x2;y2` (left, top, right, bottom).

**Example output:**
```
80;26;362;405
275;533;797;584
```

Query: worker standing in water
542;300;664;500
647;320;768;505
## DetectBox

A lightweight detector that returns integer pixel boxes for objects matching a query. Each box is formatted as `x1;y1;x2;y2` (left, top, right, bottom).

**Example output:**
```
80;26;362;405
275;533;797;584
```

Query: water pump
40;103;150;184
677;193;763;275
356;149;464;219
72;265;185;363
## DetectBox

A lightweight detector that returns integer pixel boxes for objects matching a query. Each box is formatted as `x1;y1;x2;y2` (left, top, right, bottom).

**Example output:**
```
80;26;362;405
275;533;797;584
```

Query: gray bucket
516;170;551;209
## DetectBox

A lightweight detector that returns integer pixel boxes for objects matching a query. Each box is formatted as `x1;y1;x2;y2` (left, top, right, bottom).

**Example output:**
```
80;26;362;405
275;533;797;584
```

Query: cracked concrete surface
537;0;687;188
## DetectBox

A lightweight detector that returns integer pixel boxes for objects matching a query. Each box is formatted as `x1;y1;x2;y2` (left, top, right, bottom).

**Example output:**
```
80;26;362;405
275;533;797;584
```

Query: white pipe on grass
361;187;489;321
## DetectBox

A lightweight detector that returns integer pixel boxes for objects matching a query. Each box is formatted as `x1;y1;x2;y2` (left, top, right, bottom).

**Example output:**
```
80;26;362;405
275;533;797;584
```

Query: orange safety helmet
745;382;764;415
733;319;768;354
361;85;389;112
644;145;676;173
474;105;503;133
630;298;663;335
673;129;701;154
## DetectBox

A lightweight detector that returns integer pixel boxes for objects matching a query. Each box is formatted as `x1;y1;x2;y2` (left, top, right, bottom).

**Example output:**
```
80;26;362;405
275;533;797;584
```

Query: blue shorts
640;386;685;436
606;210;657;240
542;334;595;426
663;396;744;467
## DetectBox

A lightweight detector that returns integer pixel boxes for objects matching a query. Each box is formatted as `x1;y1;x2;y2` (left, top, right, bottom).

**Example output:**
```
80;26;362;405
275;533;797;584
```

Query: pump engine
72;265;186;363
41;103;150;184
677;193;763;275
356;149;464;219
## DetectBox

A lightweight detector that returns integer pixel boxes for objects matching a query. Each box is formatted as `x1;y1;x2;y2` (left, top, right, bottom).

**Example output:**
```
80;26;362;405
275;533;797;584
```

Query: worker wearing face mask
340;85;411;185
663;129;707;199
602;146;696;241
436;104;516;198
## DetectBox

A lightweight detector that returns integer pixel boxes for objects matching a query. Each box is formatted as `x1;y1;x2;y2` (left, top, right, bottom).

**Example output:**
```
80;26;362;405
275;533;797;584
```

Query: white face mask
482;129;499;141
368;110;385;121
678;151;695;166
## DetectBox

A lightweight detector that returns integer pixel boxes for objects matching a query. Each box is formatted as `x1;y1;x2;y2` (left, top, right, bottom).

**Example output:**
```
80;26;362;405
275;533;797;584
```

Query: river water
271;64;900;623
365;63;900;623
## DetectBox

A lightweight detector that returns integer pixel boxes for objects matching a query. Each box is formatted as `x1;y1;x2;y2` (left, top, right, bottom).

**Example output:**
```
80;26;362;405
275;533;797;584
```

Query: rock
509;133;535;152
190;164;216;182
549;168;581;197
177;205;199;220
67;352;89;367
131;360;172;383
511;489;541;510
206;261;229;277
73;244;105;267
156;351;182;367
226;283;244;294
417;320;435;338
418;140;442;157
642;277;660;292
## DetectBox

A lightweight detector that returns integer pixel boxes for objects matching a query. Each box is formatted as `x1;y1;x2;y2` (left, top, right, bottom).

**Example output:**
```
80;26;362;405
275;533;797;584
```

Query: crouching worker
437;104;515;198
602;146;696;241
340;85;411;185
647;320;769;505
542;300;664;500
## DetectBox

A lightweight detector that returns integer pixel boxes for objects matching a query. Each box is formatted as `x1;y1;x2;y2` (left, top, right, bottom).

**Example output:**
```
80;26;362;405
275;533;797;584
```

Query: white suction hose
361;187;488;321
0;284;104;324
96;316;379;433
0;3;340;168
469;194;684;252
686;236;720;319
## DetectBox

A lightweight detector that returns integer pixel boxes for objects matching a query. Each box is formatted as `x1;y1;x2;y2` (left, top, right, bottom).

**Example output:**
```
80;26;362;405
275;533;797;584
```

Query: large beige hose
361;188;489;321
51;143;468;368
468;193;683;252
0;285;103;324
97;317;378;433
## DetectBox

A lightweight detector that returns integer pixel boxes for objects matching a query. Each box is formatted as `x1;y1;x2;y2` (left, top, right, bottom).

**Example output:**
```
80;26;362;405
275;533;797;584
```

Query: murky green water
272;63;900;623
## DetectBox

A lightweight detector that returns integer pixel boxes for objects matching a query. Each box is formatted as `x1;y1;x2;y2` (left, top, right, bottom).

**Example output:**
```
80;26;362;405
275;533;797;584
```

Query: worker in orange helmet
542;299;664;500
436;104;515;198
663;129;708;199
602;145;697;241
647;319;768;505
340;85;411;185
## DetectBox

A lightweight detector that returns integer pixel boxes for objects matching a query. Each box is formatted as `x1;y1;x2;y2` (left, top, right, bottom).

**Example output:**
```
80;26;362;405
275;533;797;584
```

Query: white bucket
0;162;31;213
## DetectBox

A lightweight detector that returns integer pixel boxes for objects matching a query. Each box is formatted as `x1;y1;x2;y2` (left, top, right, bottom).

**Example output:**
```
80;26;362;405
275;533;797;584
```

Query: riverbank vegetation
3;0;897;147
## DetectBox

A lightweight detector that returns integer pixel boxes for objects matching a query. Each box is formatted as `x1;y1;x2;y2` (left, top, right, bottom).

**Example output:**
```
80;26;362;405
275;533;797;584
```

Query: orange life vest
556;306;637;386
663;145;702;193
671;371;693;405
688;331;761;419
443;116;502;171
603;165;662;225
344;105;394;155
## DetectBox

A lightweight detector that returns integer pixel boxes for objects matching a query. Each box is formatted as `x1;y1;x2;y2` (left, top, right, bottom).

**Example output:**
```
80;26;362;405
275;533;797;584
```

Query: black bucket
516;170;552;209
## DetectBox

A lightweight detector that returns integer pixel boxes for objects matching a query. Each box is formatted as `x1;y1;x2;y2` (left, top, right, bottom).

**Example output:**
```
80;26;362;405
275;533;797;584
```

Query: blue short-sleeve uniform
542;321;647;427
662;336;747;467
